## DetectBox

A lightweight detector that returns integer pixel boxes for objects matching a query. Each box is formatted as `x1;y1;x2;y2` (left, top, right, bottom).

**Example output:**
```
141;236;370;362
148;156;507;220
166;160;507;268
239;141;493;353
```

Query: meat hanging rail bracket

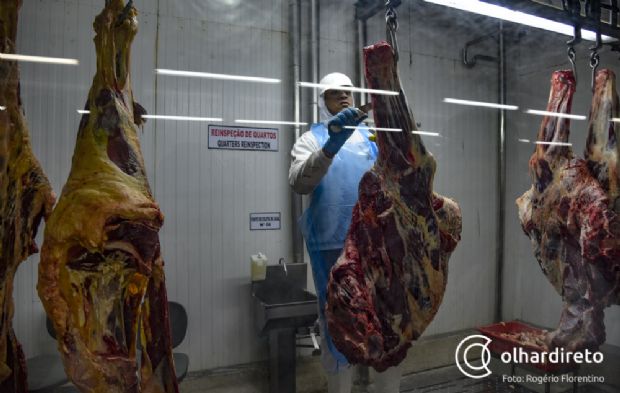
37;1;178;392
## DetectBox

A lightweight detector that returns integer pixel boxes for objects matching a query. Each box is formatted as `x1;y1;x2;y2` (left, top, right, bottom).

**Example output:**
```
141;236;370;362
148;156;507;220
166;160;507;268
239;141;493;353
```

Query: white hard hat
319;72;353;96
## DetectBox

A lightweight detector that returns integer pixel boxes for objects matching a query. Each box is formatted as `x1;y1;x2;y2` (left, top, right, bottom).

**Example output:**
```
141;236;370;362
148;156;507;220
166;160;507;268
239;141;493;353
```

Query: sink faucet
279;257;287;276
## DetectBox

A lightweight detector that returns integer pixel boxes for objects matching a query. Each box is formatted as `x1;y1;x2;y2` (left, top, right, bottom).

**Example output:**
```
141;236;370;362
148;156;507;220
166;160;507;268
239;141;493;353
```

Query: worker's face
324;88;353;115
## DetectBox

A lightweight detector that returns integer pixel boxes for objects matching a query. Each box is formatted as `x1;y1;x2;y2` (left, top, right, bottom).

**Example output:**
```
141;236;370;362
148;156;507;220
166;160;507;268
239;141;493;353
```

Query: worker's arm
288;131;333;194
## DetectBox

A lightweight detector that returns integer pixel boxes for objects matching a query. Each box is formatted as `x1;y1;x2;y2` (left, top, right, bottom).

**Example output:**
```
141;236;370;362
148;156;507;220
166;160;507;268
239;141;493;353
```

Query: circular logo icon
455;334;492;379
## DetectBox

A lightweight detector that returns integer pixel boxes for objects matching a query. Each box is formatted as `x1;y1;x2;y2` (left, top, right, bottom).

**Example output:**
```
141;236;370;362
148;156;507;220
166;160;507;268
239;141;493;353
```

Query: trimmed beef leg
516;71;620;352
37;1;178;392
0;1;55;391
326;41;462;371
584;69;620;306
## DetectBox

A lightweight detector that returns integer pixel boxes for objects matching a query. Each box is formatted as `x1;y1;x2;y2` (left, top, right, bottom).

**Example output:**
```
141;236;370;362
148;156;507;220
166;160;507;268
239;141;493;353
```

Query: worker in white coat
289;72;403;393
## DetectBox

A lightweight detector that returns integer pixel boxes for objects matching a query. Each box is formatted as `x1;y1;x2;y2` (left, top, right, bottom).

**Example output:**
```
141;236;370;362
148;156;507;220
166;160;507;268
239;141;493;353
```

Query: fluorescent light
526;109;586;120
424;0;614;42
235;119;307;126
444;98;519;110
156;69;280;84
346;126;441;137
536;141;572;147
413;130;441;137
344;126;402;132
0;53;79;65
611;118;620;123
0;106;5;111
518;138;531;143
77;111;224;122
142;115;223;122
298;82;399;96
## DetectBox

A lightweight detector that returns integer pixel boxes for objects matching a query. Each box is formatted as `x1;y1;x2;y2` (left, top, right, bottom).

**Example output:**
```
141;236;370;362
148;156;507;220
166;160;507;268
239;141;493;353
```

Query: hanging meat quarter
37;1;178;392
326;41;462;371
0;1;55;392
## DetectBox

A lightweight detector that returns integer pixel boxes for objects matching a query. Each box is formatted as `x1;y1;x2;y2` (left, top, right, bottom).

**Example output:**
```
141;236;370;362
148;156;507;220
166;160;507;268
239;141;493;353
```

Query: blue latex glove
323;108;368;156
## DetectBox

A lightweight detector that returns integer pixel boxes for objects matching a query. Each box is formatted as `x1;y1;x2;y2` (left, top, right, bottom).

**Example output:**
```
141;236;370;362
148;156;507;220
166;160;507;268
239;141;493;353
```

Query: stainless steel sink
252;263;317;336
251;262;318;393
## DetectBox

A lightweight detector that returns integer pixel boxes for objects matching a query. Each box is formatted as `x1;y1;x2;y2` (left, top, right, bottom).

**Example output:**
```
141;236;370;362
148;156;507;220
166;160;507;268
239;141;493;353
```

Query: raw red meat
326;41;462;371
0;1;55;391
37;1;178;392
516;70;620;351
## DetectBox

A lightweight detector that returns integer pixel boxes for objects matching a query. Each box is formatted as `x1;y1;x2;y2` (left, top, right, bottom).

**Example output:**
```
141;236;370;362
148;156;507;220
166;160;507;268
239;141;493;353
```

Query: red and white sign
208;125;278;151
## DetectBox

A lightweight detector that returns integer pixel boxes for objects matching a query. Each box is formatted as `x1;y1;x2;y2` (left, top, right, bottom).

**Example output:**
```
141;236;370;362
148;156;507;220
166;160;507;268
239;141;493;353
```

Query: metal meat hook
564;0;582;84
590;31;603;92
385;0;401;62
587;0;603;92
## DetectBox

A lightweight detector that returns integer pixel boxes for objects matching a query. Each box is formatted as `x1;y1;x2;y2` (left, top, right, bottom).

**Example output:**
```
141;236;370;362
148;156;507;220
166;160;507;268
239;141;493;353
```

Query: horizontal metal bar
480;0;620;40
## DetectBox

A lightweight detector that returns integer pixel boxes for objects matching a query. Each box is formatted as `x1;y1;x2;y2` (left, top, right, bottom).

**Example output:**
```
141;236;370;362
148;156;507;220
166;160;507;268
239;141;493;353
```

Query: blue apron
300;123;378;369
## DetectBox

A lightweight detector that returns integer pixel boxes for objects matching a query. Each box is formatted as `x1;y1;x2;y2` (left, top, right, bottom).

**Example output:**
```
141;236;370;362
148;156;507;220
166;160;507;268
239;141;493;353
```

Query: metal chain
386;0;400;62
587;0;603;92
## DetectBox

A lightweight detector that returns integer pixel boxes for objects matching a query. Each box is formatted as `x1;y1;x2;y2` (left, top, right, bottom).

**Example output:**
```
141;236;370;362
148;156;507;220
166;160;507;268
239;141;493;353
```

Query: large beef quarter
326;41;462;371
38;1;178;392
516;70;620;352
0;1;55;391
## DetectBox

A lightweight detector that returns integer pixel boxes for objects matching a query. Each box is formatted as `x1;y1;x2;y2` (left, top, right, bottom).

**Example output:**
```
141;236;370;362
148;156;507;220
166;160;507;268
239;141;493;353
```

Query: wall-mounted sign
250;212;281;230
208;125;278;151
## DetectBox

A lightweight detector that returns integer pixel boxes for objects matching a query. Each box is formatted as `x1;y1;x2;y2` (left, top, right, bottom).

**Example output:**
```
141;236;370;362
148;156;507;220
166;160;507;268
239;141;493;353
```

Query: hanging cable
385;0;401;62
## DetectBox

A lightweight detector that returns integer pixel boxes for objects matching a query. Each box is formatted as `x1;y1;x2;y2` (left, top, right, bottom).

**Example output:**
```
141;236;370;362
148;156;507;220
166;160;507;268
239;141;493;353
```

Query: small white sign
208;125;278;151
250;212;281;230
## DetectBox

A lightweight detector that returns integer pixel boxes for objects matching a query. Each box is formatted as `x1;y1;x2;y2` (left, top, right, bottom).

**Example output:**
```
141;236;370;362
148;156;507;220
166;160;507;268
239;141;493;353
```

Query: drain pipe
290;0;304;264
357;19;368;106
311;0;319;123
495;20;506;323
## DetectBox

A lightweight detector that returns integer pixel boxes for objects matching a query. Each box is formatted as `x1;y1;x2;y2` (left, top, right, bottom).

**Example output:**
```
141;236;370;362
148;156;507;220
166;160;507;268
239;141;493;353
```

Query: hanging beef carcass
37;1;178;392
0;1;55;391
516;70;620;352
326;41;462;371
584;69;620;307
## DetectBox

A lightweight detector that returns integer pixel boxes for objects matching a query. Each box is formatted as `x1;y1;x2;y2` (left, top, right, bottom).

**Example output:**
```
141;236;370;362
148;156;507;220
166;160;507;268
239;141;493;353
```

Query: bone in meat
37;1;178;392
326;41;462;371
